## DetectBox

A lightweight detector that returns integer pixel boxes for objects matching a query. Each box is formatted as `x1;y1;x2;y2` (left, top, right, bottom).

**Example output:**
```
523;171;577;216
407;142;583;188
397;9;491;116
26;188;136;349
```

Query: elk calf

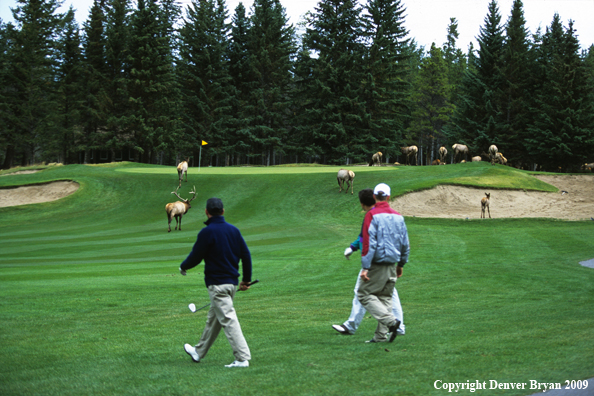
166;186;197;232
481;192;491;219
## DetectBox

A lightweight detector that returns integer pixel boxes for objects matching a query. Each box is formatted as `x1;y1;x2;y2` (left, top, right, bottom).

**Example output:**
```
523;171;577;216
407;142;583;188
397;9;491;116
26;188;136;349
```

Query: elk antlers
171;185;197;203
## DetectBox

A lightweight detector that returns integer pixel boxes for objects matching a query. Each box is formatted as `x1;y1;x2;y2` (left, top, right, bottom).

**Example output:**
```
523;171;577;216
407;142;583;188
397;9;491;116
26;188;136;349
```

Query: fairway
1;163;593;396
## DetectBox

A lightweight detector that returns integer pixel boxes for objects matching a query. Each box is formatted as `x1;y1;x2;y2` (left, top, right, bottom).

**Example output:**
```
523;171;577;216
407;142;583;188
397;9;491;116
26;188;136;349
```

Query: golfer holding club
179;197;254;368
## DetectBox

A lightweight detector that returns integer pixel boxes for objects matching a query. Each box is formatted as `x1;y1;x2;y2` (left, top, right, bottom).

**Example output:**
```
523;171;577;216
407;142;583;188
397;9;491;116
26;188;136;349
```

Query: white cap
374;183;391;197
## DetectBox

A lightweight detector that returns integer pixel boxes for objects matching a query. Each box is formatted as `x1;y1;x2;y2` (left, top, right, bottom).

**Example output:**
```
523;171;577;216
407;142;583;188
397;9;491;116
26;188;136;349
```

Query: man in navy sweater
180;197;253;368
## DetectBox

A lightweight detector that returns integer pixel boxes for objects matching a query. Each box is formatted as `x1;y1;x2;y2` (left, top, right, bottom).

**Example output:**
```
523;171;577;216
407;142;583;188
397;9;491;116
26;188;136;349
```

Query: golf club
188;280;260;313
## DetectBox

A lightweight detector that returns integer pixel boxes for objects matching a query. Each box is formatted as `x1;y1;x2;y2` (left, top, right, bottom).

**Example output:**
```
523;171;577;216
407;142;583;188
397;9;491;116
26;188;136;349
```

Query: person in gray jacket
357;183;410;343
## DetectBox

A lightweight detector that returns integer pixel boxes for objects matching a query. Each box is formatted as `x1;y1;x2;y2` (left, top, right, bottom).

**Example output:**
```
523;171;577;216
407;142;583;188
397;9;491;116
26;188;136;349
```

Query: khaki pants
357;264;398;342
194;284;251;361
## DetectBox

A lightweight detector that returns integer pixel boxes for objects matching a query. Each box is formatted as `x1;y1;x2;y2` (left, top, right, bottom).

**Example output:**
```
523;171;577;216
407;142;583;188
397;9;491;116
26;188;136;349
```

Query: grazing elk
439;146;447;163
488;145;498;165
166;185;197;232
337;169;355;195
400;145;418;166
481;192;491;219
495;152;507;165
370;152;383;166
177;158;189;187
452;144;469;163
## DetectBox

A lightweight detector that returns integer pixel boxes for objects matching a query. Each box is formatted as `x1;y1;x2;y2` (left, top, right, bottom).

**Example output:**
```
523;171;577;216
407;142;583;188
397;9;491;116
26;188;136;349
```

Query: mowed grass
0;162;593;396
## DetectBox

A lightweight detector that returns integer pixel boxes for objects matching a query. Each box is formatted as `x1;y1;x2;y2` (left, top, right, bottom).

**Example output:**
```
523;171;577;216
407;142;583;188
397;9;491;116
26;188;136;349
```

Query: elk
495;152;507;165
166;185;197;232
488;145;498;165
432;159;441;165
452;144;468;163
481;192;491;219
370;152;383;166
337;169;355;195
439;146;447;163
177;158;189;187
472;156;482;162
400;145;418;165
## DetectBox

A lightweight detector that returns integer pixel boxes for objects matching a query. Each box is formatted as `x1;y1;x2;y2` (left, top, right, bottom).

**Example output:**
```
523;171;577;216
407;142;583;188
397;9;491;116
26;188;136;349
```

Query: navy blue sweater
180;216;252;287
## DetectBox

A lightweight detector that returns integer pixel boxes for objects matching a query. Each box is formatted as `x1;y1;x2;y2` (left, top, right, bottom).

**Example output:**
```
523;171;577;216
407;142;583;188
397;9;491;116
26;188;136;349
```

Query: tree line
1;0;592;171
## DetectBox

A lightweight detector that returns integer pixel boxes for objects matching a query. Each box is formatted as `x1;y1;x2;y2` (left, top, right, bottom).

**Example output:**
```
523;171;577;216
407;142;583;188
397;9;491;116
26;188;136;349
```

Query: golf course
1;162;593;395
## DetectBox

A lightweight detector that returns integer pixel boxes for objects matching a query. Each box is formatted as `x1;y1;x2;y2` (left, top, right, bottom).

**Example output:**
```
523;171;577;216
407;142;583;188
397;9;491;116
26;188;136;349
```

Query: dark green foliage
55;7;84;165
407;44;455;164
1;0;63;168
241;0;296;166
81;0;109;161
525;15;594;171
500;0;531;163
0;0;592;170
125;0;182;163
103;0;132;157
447;0;506;154
178;0;235;166
301;0;367;164
361;0;410;163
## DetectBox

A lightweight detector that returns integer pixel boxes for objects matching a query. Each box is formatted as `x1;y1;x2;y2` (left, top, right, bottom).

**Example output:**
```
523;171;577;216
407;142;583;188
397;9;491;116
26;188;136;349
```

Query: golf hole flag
199;141;207;170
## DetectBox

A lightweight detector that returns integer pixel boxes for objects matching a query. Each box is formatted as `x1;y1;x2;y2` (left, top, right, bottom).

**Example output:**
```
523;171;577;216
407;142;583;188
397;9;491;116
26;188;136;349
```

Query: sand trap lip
0;170;42;176
390;175;594;220
0;181;79;207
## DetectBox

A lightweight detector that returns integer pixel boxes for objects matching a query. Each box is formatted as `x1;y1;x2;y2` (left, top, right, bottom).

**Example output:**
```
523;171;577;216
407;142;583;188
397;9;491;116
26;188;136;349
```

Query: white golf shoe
225;360;249;368
184;344;200;363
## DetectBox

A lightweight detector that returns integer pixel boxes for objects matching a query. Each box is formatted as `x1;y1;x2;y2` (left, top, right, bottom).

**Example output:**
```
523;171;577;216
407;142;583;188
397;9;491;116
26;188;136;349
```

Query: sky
1;0;593;52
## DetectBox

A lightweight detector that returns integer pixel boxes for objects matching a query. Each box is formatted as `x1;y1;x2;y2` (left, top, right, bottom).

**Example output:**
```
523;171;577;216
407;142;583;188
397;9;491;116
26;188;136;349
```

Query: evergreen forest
1;0;593;171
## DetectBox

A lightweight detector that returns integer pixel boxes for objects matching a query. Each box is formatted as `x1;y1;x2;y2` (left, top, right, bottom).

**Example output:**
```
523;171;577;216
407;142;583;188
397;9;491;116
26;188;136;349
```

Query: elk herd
167;144;513;231
337;143;509;219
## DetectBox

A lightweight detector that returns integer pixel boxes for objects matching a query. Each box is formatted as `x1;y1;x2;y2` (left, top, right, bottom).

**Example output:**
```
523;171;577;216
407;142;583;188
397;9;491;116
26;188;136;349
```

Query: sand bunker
0;181;79;208
390;175;594;220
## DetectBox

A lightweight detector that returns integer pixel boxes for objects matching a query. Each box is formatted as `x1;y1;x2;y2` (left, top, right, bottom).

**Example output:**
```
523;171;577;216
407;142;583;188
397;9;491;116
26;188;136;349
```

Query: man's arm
238;233;252;286
180;230;209;273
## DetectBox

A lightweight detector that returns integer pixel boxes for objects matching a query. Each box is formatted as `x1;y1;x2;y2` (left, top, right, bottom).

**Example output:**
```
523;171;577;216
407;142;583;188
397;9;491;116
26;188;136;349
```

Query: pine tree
242;0;296;166
526;15;594;171
361;0;410;163
126;0;181;163
227;3;251;164
442;18;466;106
446;0;505;153
104;0;132;159
500;0;532;164
407;44;455;164
81;0;109;163
1;0;63;168
178;0;234;166
302;0;366;164
55;7;84;164
0;20;12;168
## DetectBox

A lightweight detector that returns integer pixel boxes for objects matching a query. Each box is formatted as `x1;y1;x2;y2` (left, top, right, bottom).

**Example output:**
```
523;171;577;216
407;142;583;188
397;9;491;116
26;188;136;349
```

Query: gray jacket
361;201;410;269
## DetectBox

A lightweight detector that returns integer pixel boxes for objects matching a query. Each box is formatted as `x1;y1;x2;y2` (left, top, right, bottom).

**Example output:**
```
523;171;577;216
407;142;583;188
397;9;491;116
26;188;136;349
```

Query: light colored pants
194;284;251;362
357;264;399;342
343;269;405;335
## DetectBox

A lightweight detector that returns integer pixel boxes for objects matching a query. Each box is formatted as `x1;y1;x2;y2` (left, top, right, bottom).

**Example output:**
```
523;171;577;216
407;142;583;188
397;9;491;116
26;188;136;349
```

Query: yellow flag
202;140;208;146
